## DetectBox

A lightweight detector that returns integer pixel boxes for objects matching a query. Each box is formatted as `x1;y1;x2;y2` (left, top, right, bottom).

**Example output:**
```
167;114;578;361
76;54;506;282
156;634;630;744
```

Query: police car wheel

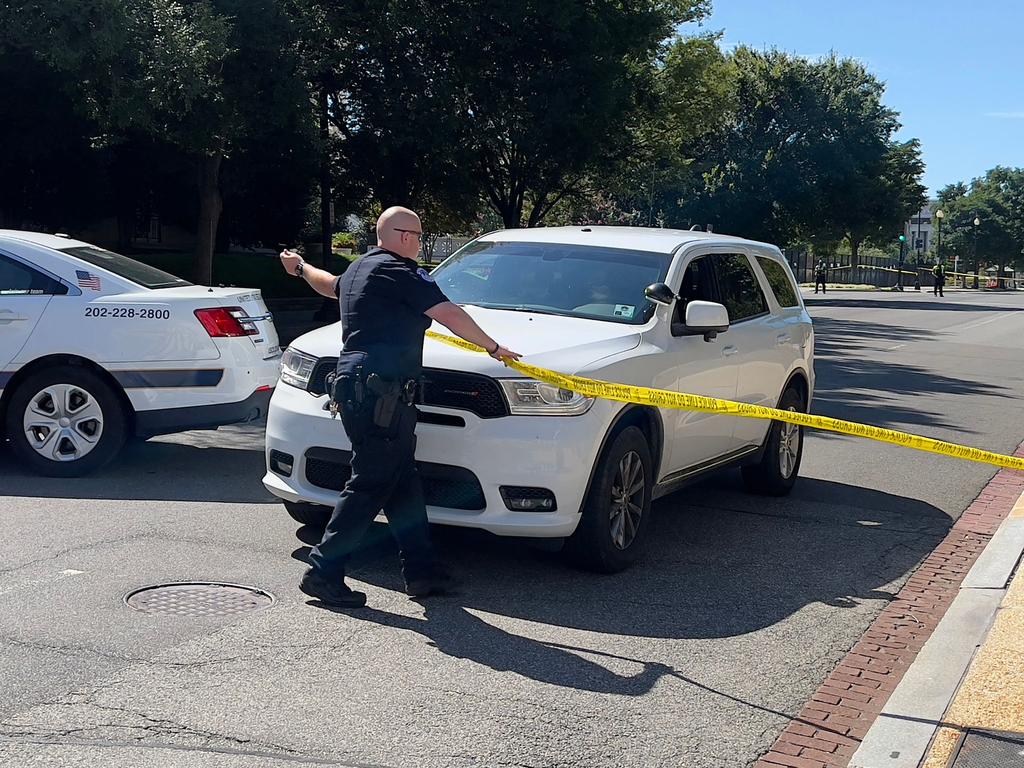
6;366;128;477
565;426;652;573
283;501;331;528
741;386;805;496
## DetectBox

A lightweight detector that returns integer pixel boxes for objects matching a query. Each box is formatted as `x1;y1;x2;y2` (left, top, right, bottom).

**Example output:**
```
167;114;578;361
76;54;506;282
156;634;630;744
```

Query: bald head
377;206;423;260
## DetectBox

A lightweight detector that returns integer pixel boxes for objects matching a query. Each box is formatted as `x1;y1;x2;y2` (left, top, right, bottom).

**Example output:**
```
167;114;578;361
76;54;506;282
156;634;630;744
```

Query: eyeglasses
393;228;422;241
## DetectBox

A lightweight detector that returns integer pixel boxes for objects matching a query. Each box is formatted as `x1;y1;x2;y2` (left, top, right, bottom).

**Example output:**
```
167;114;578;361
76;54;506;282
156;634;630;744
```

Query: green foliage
331;232;356;250
597;31;738;226
934;168;1024;273
0;0;929;265
676;49;925;249
324;0;711;229
4;0;313;282
129;249;355;298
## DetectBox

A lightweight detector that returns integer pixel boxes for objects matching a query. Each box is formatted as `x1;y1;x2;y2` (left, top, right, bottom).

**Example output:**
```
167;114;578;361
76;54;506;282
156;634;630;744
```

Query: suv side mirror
684;300;730;342
644;282;676;307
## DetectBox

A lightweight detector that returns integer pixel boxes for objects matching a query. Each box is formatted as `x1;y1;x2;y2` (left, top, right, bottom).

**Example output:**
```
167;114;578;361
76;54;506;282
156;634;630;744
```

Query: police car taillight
194;307;259;337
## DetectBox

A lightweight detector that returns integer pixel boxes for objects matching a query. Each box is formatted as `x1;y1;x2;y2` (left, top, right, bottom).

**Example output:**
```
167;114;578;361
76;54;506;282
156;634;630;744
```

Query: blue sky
686;0;1024;195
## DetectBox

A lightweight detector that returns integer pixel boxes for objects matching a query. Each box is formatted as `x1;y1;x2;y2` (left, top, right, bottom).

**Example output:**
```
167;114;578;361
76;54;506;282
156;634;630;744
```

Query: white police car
1;230;281;476
264;227;814;571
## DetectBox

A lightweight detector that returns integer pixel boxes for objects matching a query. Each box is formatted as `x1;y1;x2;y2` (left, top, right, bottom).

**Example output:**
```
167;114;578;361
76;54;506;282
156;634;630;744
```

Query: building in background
904;201;937;262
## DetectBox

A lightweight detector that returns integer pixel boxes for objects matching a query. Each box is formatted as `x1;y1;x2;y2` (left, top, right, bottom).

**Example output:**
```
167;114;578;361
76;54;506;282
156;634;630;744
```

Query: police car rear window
59;247;190;289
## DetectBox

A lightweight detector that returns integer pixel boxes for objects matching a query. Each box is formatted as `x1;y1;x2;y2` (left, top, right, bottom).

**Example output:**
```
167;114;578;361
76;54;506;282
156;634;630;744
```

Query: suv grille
308;359;508;419
303;447;485;510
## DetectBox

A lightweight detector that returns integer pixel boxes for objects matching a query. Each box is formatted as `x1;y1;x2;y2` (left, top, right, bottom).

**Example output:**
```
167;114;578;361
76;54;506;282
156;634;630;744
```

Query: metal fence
422;235;473;264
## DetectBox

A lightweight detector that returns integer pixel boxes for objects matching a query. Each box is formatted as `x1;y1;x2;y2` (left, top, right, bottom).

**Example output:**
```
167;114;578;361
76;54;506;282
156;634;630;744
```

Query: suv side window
756;256;799;308
672;255;717;336
714;253;767;323
0;255;68;296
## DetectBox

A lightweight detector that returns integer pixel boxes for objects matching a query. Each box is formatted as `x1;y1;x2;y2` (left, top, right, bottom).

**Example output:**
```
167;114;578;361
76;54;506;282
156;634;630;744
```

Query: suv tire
284;500;332;527
6;365;128;477
742;386;805;496
566;426;653;573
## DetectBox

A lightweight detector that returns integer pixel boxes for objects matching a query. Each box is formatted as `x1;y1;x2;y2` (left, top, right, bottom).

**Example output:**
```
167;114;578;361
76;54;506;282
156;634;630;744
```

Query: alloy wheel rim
609;450;645;550
778;406;801;479
23;384;104;462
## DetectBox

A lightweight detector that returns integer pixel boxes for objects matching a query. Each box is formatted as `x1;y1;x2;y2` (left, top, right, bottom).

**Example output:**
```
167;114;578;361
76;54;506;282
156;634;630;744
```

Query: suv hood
291;305;642;376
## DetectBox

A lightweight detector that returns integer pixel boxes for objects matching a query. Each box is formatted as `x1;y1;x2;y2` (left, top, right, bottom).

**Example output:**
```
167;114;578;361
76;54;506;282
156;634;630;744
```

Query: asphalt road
2;289;1023;768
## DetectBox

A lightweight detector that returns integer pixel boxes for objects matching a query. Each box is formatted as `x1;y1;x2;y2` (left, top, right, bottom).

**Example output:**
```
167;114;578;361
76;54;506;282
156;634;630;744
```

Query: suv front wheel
742;386;805;496
566;425;653;573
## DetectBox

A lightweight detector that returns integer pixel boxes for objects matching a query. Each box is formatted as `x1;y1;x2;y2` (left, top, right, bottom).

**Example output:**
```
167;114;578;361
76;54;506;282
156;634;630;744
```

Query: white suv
263;226;814;571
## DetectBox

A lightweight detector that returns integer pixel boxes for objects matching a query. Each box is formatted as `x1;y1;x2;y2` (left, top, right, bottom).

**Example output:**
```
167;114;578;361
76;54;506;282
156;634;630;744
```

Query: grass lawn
129;250;359;298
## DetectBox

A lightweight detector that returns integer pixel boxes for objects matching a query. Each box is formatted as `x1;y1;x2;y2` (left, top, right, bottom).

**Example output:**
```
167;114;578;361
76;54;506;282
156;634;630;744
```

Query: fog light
499;486;557;512
269;450;294;477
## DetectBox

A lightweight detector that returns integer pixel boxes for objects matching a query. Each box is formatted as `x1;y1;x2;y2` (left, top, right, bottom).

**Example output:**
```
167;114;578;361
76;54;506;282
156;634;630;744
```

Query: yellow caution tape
856;264;918;277
855;264;1017;284
426;330;1024;472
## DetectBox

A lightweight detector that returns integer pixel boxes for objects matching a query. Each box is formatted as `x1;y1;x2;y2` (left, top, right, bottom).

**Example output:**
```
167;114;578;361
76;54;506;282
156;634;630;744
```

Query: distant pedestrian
932;262;946;297
814;259;828;294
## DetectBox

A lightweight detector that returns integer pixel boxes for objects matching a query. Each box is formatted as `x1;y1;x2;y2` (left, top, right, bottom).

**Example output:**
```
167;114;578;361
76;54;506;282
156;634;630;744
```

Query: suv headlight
499;379;594;416
280;348;317;389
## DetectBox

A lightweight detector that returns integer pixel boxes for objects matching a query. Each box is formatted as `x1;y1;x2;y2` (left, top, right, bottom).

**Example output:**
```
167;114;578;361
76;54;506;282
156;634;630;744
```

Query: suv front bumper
262;382;612;537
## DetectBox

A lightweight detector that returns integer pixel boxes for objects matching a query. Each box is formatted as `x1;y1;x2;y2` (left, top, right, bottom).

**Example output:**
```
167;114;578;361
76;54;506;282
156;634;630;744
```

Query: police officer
280;206;520;608
932;260;946;297
814;259;828;294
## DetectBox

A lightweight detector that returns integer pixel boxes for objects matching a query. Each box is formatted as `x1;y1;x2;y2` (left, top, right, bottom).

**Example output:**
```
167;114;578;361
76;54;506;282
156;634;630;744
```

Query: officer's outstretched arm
279;249;337;298
426;302;521;361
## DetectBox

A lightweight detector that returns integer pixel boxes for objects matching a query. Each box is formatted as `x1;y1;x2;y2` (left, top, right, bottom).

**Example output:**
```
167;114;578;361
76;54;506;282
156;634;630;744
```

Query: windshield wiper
479;304;563;316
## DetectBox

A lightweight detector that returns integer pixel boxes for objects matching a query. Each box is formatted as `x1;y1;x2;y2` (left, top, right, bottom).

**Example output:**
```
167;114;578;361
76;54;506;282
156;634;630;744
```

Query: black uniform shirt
333;248;448;381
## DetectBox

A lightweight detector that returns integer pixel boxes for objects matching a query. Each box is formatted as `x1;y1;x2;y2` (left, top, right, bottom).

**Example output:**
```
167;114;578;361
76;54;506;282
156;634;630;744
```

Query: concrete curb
849;494;1024;767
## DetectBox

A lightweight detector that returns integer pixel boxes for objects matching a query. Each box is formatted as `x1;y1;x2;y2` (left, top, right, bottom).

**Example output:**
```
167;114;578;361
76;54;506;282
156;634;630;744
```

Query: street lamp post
897;234;907;290
973;215;980;288
935;209;945;290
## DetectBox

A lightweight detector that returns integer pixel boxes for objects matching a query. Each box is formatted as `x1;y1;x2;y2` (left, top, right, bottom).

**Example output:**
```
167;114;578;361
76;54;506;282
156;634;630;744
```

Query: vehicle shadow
809;316;1009;434
295;474;949;696
0;425;275;504
806;297;1023;312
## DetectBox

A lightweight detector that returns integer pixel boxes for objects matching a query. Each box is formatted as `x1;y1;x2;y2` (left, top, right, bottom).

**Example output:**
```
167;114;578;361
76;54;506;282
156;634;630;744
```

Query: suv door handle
722;345;739;357
776;333;791;346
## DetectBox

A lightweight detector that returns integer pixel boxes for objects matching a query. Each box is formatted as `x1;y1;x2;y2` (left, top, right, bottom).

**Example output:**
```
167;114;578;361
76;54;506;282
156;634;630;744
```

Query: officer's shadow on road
293;474;951;697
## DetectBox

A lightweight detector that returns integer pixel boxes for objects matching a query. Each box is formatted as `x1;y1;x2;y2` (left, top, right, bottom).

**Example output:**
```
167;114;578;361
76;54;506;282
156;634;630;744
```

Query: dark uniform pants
815;277;826;294
308;398;434;583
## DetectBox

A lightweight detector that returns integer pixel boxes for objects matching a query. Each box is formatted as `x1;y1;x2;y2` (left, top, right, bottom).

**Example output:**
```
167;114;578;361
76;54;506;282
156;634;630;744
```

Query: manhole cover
949;730;1024;767
125;582;274;616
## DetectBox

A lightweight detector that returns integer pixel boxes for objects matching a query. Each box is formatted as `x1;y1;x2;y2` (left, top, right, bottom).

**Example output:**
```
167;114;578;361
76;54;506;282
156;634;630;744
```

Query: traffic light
898;235;907;243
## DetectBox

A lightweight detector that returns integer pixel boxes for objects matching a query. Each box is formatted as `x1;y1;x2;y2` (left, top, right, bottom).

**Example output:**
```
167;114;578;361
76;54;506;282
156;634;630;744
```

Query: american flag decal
76;270;101;291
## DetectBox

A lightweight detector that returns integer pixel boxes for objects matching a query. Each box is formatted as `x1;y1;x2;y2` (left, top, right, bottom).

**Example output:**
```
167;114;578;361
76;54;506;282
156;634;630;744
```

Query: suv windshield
59;246;190;289
431;240;670;324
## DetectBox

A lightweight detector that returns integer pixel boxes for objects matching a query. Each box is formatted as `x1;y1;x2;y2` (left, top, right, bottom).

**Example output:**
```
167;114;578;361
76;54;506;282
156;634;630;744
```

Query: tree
598;32;738;227
445;0;711;228
6;0;312;283
678;49;924;250
853;140;927;260
0;49;105;230
322;0;709;230
936;168;1024;279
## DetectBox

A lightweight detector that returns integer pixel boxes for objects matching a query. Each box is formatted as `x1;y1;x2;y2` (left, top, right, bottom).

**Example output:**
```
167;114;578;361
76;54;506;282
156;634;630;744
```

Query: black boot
299;568;367;608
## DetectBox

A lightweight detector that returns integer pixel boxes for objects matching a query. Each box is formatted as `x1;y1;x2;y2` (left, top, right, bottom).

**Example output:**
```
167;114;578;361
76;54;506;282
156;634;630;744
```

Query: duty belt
326;370;417;419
